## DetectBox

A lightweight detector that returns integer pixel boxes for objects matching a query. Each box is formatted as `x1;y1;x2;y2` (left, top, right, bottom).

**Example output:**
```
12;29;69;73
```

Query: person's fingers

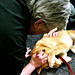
53;32;58;37
43;60;47;64
25;54;31;58
26;49;31;54
42;54;47;59
43;57;47;61
37;51;44;58
42;57;47;64
43;60;47;63
47;27;58;37
48;27;57;36
50;27;58;33
37;53;47;62
25;49;31;58
26;47;31;51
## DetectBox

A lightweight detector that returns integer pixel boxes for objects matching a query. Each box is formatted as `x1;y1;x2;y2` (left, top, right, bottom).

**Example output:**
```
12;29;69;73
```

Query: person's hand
25;47;31;58
47;27;58;37
29;51;47;69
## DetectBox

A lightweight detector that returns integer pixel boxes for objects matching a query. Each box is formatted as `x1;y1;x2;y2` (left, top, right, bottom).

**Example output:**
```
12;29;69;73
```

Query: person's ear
33;20;43;29
33;21;38;29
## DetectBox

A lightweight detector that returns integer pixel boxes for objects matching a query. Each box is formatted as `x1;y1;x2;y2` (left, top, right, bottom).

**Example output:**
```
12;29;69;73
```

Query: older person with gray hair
21;0;71;75
0;0;71;75
27;0;71;32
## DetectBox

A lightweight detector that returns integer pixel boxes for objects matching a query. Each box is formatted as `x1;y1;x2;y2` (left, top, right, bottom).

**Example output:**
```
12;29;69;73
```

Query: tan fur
30;30;75;74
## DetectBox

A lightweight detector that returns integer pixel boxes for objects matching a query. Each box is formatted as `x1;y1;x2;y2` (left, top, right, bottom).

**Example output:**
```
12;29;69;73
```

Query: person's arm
20;62;35;75
20;51;47;75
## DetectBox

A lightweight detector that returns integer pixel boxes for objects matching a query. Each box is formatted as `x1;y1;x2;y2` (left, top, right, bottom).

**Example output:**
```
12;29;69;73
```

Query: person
0;0;71;75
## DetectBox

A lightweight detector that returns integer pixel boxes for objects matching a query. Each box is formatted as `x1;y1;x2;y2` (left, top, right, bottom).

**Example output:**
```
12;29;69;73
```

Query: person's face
28;20;50;35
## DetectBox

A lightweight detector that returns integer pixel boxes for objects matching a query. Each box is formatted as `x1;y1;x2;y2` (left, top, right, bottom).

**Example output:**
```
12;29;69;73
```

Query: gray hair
27;0;71;30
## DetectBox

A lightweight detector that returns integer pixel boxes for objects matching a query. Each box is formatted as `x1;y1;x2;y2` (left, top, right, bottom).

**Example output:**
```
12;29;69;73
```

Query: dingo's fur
31;30;75;74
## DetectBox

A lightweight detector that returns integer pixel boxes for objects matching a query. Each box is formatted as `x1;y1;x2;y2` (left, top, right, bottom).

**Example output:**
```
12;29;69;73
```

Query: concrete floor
26;34;75;75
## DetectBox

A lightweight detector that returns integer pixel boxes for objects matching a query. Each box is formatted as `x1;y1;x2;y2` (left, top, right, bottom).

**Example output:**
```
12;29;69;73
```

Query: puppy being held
27;30;75;74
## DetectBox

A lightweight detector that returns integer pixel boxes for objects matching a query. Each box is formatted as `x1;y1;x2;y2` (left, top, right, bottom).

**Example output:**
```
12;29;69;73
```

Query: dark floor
26;34;75;75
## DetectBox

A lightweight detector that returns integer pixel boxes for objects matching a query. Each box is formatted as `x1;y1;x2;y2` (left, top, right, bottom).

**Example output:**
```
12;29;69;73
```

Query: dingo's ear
48;52;55;68
36;67;42;74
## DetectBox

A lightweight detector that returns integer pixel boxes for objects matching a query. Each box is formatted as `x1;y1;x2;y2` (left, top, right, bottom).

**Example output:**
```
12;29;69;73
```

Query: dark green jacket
0;0;31;74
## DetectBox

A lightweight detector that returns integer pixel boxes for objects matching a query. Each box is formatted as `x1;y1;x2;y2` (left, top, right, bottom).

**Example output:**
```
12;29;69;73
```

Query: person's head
27;0;71;35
